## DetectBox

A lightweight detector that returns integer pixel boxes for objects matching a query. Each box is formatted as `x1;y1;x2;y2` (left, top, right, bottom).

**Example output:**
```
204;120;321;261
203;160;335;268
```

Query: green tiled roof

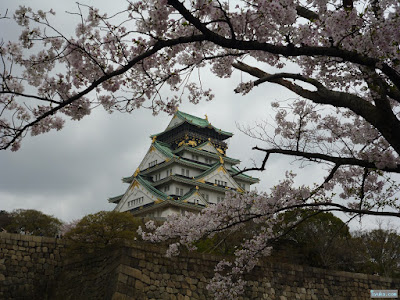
177;111;209;127
151;111;233;138
153;141;175;158
176;111;233;136
130;199;203;216
194;162;221;180
136;175;169;200
108;194;124;203
153;175;236;193
180;188;197;201
123;157;210;184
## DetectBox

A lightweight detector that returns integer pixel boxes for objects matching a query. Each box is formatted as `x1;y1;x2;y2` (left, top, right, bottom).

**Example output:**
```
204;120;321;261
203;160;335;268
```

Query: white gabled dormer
181;187;209;206
115;181;153;212
139;145;168;171
165;113;184;130
196;140;222;155
197;163;243;192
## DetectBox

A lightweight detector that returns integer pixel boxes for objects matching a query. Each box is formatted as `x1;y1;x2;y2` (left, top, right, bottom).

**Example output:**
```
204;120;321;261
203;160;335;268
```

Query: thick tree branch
253;146;400;173
232;61;400;156
167;0;400;90
295;5;319;21
280;202;400;218
0;91;62;104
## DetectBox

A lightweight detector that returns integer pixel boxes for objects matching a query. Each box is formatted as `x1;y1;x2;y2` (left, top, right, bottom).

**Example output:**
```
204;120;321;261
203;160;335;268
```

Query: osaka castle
108;111;259;218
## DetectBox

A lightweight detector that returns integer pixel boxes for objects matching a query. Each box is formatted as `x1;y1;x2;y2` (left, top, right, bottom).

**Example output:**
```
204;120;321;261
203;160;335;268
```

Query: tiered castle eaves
109;111;259;218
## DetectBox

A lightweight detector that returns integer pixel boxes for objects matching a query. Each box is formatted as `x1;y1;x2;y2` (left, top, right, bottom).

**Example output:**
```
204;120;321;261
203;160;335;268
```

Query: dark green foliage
0;210;13;230
270;210;355;270
356;228;400;278
64;211;147;254
5;209;62;237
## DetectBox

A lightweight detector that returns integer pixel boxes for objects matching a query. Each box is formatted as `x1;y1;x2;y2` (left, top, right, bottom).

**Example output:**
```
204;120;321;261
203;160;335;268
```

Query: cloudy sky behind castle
0;0;394;230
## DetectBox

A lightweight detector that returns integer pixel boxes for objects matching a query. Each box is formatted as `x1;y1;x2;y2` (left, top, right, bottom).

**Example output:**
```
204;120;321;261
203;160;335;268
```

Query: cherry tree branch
1;34;207;150
0;91;62;104
232;61;400;156
167;0;400;90
251;146;400;173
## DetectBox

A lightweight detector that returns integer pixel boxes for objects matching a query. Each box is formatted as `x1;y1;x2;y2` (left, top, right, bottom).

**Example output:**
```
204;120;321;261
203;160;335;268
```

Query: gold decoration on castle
217;165;226;173
130;180;139;190
216;148;224;155
187;140;197;147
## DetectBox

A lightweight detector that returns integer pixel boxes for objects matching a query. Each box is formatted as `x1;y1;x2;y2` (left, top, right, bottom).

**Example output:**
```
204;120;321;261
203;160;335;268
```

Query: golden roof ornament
152;135;157;143
205;114;208;121
133;168;140;177
219;156;224;164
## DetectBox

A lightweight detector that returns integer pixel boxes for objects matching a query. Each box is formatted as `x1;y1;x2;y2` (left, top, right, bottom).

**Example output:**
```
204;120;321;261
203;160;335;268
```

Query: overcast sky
0;1;397;231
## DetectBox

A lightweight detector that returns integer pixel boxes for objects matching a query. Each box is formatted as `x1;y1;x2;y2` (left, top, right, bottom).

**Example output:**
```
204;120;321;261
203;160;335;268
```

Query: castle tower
108;111;259;218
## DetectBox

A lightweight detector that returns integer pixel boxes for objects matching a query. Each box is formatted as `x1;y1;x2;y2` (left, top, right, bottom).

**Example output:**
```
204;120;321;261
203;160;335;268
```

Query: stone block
142;273;151;285
135;280;144;291
118;273;128;284
111;291;129;300
119;265;142;280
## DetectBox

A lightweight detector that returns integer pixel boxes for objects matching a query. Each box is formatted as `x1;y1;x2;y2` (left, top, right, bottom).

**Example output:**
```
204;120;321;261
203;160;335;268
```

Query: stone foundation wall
108;243;399;300
1;232;399;300
0;232;66;299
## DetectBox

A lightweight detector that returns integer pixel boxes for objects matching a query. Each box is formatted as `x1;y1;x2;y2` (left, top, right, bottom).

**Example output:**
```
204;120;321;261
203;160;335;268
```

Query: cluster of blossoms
140;173;311;299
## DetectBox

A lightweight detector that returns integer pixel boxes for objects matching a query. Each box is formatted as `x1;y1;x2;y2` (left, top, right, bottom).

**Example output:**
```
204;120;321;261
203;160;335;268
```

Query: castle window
205;158;212;164
166;169;173;176
149;160;157;168
181;168;190;177
175;187;183;196
192;154;199;161
164;185;170;192
215;179;227;187
201;193;209;201
128;196;144;207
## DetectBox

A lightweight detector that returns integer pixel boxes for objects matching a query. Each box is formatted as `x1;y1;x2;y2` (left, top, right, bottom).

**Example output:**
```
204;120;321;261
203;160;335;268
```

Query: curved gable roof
151;111;233;138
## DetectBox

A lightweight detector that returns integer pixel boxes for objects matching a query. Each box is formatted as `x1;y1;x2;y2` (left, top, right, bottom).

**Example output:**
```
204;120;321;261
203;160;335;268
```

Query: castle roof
151;110;233;140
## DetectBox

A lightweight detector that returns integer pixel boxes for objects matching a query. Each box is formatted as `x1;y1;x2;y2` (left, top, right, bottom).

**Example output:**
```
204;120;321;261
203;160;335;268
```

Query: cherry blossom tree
2;0;400;298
